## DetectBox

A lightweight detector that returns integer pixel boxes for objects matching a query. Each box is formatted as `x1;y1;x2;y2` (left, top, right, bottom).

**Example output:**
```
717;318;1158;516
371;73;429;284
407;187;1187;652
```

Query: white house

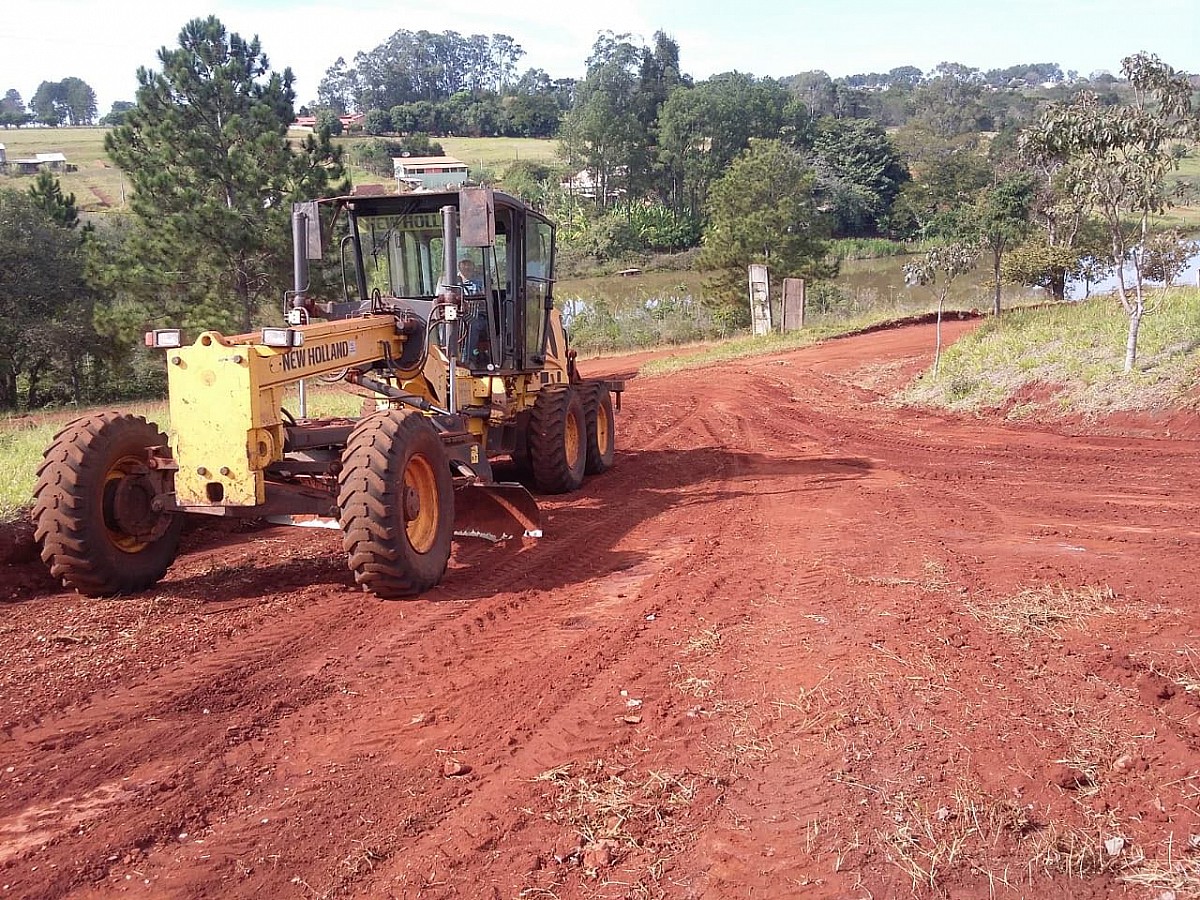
393;156;469;191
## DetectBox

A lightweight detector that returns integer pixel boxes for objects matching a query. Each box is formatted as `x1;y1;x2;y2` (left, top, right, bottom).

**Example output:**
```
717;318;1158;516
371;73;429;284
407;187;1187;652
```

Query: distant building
560;168;625;201
291;112;366;131
393;156;469;191
12;152;67;175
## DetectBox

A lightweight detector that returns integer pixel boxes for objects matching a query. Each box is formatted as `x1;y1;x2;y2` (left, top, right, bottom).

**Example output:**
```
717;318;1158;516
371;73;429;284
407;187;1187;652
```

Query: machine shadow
9;447;872;606
436;446;873;602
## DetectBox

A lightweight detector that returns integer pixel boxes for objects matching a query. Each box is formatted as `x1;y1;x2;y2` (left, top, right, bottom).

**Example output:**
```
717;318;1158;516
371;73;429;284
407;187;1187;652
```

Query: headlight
144;329;183;348
262;328;303;348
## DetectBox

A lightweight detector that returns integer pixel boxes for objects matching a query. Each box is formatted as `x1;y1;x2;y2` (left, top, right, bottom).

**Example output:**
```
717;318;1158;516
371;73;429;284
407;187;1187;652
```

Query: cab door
523;214;555;367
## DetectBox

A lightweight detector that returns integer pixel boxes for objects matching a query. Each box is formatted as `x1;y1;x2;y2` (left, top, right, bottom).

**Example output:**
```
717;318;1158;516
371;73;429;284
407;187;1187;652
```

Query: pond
557;242;1200;325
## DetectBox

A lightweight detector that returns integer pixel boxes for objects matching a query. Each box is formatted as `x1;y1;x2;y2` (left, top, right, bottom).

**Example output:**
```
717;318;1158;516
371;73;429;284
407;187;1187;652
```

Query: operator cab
331;189;555;376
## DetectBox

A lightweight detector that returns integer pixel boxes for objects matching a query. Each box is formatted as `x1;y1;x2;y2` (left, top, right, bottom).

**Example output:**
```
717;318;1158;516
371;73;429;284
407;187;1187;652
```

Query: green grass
331;134;558;180
0;382;371;523
828;237;924;261
904;287;1200;417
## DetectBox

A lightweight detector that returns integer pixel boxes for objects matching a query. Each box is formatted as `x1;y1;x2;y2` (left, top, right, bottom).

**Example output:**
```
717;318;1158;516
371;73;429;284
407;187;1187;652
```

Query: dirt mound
0;513;36;565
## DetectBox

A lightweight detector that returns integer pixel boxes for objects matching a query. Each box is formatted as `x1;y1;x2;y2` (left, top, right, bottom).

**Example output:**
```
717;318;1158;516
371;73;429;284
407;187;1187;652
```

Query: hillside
905;287;1200;433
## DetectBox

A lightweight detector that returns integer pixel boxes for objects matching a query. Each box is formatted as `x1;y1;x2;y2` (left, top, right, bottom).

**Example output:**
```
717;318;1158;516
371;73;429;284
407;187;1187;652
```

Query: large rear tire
584;385;616;475
338;410;454;599
529;386;586;494
33;413;181;597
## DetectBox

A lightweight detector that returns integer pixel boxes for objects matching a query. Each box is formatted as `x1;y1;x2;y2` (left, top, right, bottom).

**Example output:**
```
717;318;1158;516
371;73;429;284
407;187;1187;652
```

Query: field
0;127;558;213
0;126;124;212
2;320;1199;899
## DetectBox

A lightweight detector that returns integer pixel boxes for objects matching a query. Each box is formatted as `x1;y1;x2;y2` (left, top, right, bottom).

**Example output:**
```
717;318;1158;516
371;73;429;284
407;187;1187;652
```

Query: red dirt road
3;321;1199;899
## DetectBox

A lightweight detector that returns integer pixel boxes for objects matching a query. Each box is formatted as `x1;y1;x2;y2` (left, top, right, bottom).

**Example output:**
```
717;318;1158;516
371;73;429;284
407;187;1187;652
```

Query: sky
1;0;1197;115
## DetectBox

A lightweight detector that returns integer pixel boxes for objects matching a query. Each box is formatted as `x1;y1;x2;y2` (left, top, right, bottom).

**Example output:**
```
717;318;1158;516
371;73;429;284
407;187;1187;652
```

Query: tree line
0;17;1196;409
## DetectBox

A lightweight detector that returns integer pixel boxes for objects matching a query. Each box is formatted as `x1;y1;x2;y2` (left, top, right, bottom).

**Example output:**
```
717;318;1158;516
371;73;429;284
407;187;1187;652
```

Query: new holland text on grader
33;187;622;598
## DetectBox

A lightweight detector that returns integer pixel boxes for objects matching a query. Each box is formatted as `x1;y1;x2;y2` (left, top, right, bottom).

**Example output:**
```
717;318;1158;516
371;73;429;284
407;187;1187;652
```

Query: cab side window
525;218;553;363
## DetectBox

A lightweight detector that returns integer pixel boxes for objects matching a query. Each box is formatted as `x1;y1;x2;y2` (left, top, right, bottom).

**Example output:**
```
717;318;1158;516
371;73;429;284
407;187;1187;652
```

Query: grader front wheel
33;413;182;597
338;411;454;599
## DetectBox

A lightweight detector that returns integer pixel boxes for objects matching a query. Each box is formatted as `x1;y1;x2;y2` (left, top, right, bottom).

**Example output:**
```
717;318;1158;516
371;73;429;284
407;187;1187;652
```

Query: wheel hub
403;483;423;520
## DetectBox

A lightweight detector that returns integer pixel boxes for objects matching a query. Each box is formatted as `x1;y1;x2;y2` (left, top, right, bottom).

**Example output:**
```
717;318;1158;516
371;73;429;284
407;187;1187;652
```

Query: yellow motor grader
33;187;622;598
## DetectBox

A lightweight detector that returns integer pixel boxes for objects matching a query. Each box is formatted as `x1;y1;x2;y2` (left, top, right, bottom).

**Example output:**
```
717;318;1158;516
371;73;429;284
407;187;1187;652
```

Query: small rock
1188;834;1200;851
1104;836;1126;857
618;715;642;725
1156;890;1176;900
442;759;472;778
626;698;643;709
582;839;616;870
1048;764;1091;790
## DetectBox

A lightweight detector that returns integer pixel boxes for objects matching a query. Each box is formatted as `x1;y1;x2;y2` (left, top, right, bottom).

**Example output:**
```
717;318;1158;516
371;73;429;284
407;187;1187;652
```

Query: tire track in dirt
4;320;1200;899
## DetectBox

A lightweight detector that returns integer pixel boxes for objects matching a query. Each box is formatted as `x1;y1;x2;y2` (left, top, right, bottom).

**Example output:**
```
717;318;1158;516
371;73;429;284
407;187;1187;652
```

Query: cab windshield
355;211;509;300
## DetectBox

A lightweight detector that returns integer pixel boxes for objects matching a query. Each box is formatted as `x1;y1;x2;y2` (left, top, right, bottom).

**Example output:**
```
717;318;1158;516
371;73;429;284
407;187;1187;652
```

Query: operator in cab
458;257;482;294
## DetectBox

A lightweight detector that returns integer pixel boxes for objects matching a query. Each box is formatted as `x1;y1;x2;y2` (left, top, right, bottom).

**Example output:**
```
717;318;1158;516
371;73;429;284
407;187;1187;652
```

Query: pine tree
102;16;346;336
28;170;80;230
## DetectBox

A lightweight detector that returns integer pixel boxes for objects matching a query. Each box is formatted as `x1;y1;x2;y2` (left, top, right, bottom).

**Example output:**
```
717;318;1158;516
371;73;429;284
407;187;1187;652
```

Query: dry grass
866;784;1169;894
965;585;1117;636
533;760;699;853
684;625;722;656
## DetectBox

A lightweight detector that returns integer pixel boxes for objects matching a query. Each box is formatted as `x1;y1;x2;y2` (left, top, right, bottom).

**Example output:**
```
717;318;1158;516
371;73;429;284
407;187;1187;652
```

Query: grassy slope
905;287;1200;418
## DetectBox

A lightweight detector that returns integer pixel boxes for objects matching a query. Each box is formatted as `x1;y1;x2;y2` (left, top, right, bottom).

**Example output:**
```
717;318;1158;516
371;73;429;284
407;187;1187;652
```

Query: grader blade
453;482;543;542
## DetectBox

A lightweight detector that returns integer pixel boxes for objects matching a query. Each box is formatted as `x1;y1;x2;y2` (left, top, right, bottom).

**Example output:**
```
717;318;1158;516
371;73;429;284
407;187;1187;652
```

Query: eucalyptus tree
904;243;979;375
558;33;649;210
1021;52;1196;372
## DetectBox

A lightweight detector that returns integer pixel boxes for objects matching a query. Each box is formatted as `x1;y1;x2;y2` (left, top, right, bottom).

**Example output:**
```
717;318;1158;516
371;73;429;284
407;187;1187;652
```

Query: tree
1021;53;1197;372
890;128;994;238
31;81;67;125
61;77;98;125
971;173;1036;314
658;73;788;214
904;243;978;375
100;100;136;126
0;189;99;408
1142;230;1198;286
28;78;97;126
698;139;834;329
811;118;909;235
28;170;80;230
558;34;648;210
103;16;347;336
0;89;29;127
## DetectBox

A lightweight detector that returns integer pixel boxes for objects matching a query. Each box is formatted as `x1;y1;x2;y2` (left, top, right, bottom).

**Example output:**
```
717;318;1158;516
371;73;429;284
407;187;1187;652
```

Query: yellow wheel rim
595;405;610;456
102;457;151;553
402;454;440;554
565;409;581;468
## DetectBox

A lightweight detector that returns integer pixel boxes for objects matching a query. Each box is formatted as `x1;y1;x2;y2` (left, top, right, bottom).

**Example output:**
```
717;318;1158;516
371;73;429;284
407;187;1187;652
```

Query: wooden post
782;278;805;331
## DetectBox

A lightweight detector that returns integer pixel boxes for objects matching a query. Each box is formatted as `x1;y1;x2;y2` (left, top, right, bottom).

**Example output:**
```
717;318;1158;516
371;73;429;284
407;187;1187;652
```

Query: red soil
2;319;1198;899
